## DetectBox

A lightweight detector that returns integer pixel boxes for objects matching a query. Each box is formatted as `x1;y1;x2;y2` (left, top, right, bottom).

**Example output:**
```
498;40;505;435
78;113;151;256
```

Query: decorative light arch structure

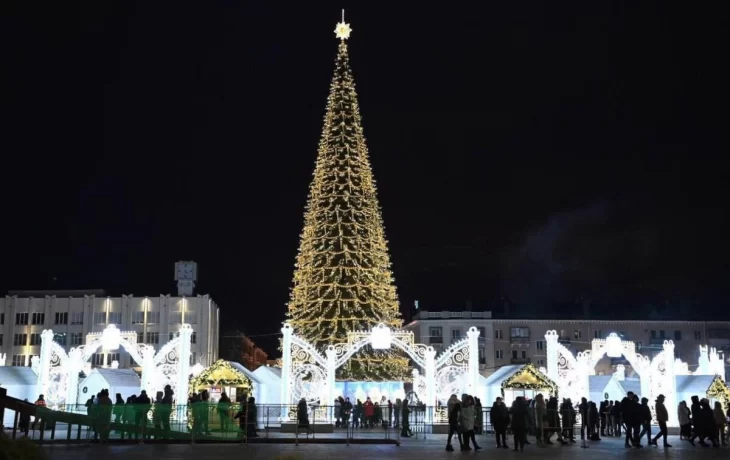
36;324;194;408
280;323;480;422
546;331;678;425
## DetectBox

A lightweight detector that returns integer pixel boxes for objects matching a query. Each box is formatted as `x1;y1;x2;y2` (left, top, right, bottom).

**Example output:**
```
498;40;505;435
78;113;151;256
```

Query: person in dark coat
296;398;313;435
546;396;566;444
637;397;652;446
510;397;529;452
246;396;258;438
578;397;589;440
588;402;600;440
400;402;412;437
445;394;462;451
700;399;717;447
490;397;510;448
620;393;639;447
689;395;708;446
599;400;608;436
650;394;671;447
560;398;576;442
611;400;622;437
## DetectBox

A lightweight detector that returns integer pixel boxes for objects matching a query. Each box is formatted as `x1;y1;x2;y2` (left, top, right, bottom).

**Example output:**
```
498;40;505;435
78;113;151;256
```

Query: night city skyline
1;3;726;354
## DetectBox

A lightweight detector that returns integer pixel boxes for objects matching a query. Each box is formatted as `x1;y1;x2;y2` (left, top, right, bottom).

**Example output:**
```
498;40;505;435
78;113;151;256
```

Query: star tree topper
335;9;352;40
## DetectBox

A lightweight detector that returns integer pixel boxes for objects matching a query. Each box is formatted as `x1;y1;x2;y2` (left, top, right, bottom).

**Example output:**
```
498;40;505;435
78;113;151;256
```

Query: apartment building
403;310;493;371
405;310;730;376
0;292;220;369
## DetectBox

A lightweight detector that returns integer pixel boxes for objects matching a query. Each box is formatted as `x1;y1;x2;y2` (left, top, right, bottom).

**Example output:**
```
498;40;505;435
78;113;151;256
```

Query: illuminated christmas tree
287;15;409;381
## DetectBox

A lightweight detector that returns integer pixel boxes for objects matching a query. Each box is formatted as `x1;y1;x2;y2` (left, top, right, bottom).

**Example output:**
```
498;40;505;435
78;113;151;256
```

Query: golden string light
286;25;408;381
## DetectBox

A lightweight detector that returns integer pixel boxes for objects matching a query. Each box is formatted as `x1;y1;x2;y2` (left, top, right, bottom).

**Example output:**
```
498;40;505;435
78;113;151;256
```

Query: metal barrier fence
2;400;622;445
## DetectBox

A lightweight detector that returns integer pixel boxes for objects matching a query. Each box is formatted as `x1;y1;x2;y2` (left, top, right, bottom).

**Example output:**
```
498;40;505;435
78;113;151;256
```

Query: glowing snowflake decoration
335;22;352;40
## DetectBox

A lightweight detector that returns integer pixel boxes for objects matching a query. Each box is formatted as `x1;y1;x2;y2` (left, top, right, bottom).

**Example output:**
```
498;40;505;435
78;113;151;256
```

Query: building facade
404;311;494;371
0;291;220;370
405;310;730;376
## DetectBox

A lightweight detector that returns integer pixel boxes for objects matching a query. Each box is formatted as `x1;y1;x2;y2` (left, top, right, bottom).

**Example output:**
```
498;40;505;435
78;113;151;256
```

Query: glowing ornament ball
605;333;623;358
101;324;122;351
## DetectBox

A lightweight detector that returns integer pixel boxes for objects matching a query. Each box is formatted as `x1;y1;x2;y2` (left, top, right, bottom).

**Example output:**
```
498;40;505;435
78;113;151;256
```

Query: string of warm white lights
286;22;408;381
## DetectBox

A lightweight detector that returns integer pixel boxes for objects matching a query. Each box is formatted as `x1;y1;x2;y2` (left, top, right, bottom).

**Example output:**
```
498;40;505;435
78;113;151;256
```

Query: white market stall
588;375;627;403
484;364;557;406
0;366;38;426
77;368;141;404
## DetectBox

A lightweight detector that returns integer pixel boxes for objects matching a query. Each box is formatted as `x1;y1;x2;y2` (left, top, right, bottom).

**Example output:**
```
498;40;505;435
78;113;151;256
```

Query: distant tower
175;261;197;296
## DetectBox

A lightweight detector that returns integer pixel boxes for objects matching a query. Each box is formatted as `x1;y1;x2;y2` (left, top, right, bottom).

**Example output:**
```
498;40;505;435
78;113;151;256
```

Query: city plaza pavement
44;435;730;460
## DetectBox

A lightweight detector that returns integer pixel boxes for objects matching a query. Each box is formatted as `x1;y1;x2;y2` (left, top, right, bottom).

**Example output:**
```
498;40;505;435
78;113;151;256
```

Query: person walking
511;397;529;452
445;394;463;451
689;395;707;446
491;397;510;449
638;397;652;446
460;395;480;451
650;394;671;447
678;401;692;440
620;393;639;447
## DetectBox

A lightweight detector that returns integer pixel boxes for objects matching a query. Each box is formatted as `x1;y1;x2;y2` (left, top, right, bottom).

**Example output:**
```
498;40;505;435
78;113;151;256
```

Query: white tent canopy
676;375;715;405
252;365;282;406
78;368;141;405
588;375;627;403
0;366;38;426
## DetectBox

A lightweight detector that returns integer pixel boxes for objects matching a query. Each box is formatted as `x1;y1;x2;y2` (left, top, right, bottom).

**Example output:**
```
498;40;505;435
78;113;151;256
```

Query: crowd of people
445;394;483;451
481;391;730;452
296;395;427;437
75;387;259;441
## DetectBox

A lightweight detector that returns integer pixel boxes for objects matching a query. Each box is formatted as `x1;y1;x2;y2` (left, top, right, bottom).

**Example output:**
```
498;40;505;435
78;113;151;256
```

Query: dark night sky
1;2;727;354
